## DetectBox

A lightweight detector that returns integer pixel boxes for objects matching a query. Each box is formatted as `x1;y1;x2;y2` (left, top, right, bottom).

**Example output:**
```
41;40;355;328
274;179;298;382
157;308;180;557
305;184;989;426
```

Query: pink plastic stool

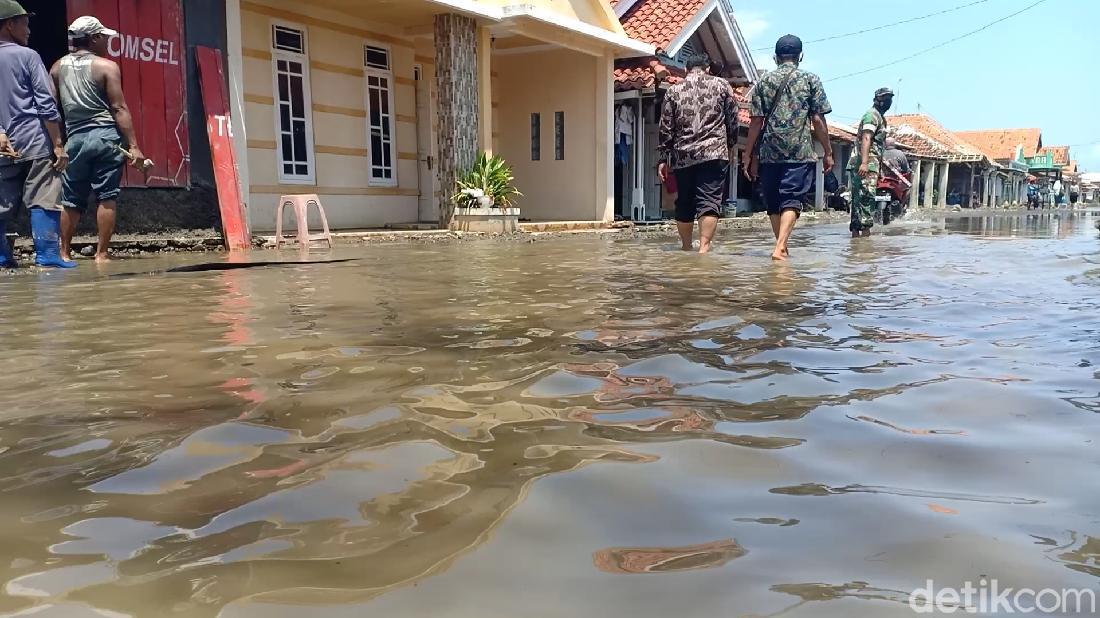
275;194;333;249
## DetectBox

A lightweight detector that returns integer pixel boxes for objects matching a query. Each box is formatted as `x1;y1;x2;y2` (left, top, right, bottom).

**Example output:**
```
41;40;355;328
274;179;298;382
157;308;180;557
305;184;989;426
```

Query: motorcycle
875;164;912;226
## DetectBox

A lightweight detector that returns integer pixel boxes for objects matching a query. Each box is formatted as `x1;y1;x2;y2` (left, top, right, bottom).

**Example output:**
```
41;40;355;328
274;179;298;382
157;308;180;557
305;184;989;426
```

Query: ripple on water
1;214;1100;617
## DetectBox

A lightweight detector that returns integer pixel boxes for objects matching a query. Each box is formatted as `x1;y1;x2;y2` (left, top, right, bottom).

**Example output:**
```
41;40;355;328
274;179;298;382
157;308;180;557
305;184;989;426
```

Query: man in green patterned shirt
847;87;893;237
743;35;833;262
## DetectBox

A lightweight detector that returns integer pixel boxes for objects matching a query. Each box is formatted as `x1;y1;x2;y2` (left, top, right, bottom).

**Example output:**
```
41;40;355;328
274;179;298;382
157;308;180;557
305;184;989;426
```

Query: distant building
954;128;1040;206
887;114;1008;209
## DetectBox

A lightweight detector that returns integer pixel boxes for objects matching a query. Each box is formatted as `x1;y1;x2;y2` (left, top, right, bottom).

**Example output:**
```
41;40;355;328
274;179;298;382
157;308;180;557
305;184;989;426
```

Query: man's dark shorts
673;159;727;223
759;161;816;216
0;158;63;222
62;126;127;212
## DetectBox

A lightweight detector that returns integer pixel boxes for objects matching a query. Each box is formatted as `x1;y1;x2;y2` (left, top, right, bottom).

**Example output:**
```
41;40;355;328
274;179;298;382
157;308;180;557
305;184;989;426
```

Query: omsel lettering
108;34;180;66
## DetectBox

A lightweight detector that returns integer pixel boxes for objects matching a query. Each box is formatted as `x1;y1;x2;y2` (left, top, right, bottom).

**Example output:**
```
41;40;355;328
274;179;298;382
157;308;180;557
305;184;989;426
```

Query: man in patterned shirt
658;53;738;254
847;87;893;237
743;34;833;261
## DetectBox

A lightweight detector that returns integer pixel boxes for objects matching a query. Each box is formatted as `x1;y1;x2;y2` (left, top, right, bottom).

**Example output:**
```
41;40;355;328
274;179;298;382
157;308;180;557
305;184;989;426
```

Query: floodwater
1;211;1100;618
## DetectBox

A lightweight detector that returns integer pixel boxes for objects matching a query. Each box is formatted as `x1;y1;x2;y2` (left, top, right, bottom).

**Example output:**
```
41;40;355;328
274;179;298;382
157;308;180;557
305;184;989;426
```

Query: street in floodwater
1;212;1100;618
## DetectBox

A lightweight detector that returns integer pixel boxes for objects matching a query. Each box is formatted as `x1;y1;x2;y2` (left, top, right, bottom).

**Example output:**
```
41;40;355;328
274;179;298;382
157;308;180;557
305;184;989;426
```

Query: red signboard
66;0;189;188
197;46;250;252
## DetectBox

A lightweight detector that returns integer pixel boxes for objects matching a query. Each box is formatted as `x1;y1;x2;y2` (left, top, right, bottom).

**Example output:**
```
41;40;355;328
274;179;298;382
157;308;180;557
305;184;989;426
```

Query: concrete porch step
519;221;622;233
385;222;442;231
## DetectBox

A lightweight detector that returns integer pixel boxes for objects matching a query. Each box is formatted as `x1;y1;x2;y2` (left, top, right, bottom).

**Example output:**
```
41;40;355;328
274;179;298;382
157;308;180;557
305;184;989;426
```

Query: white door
414;65;437;223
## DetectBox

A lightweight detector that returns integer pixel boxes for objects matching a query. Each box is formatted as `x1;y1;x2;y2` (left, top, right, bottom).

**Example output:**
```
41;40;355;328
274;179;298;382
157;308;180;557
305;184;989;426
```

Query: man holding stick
53;15;146;263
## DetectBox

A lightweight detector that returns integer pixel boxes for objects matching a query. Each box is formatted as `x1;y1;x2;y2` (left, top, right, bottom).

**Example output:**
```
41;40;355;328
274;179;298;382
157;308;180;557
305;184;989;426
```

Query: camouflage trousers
849;170;879;233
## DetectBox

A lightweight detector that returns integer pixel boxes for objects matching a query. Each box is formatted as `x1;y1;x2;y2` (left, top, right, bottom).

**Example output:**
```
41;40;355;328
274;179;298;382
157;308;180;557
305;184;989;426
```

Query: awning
426;0;654;57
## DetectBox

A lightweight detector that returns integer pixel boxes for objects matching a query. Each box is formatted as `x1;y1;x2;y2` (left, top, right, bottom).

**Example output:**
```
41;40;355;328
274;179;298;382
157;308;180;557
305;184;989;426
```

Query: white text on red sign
208;115;234;139
108;35;181;66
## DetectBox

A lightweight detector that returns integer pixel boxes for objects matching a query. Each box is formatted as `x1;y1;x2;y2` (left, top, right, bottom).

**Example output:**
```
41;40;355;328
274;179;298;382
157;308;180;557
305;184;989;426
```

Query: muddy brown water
1;212;1099;617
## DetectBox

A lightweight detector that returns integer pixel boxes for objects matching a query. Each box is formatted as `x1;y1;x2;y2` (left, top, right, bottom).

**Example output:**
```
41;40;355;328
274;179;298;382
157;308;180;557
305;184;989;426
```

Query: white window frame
270;20;316;185
364;41;398;188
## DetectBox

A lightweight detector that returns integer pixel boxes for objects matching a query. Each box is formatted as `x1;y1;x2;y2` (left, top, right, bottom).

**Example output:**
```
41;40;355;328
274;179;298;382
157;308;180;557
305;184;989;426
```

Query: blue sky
733;0;1100;171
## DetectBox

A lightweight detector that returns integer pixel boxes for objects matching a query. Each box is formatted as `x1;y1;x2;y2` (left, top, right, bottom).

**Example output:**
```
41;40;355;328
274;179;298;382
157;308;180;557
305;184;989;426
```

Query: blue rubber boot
30;208;77;269
0;221;17;268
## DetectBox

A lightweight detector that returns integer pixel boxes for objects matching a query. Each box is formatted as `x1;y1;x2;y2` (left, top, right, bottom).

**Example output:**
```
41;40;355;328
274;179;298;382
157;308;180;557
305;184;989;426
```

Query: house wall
495;49;611;221
238;0;425;231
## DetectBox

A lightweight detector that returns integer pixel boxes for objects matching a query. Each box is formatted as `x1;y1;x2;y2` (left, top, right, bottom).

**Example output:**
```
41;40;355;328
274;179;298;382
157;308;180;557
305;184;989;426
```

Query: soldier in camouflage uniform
744;34;834;261
847;87;893;237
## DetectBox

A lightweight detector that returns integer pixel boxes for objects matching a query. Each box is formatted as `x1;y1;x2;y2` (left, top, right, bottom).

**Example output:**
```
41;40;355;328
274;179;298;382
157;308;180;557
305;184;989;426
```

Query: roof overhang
614;0;642;18
665;0;758;83
428;0;654;57
502;5;654;56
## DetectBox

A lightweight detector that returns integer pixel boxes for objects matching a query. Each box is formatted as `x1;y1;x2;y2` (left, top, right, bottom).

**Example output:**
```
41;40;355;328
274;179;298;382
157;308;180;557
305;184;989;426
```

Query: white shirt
617;105;635;144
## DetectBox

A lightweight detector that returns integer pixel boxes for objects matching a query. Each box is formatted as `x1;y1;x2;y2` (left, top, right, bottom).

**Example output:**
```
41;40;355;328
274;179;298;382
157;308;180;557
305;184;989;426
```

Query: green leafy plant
454;153;522;209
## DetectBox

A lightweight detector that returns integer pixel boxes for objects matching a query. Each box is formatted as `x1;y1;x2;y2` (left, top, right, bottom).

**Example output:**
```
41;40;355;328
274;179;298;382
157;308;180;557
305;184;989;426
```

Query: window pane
290;76;304;116
287;60;303;75
531;113;541;161
281;134;293;159
296;164;309;175
371;135;384;158
292;123;307;162
278;74;289;102
277;59;287;72
365;46;389;70
273;26;304;54
284;163;294;175
555;111;565;160
280;104;291;129
370;93;382;126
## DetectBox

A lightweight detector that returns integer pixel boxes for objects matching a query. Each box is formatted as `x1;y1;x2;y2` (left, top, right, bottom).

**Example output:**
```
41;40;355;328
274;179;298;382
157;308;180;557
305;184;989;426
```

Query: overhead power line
750;0;992;52
825;0;1050;82
1064;139;1100;148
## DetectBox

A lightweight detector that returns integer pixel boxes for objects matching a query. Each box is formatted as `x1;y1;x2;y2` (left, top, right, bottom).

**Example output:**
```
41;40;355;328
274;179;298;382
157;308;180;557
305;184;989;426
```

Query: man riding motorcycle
876;137;912;225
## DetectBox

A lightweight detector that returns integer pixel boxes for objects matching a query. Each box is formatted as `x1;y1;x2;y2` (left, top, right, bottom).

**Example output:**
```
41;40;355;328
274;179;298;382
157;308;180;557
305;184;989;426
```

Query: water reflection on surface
1;212;1099;617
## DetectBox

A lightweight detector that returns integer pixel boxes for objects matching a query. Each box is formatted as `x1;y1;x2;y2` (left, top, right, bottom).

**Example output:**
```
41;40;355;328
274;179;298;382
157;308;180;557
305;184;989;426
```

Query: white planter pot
451;207;521;234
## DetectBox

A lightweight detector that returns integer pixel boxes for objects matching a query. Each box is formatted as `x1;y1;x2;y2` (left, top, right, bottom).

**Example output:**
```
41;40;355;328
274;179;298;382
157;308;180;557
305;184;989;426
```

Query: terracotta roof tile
891;128;951;160
888;114;986;162
828;123;856;142
954;128;1042;161
620;0;709;50
1040;145;1071;166
614;61;750;124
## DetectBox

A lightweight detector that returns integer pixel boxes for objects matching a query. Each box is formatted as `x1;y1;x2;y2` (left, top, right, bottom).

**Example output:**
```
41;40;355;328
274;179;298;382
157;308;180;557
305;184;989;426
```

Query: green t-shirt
848;108;887;172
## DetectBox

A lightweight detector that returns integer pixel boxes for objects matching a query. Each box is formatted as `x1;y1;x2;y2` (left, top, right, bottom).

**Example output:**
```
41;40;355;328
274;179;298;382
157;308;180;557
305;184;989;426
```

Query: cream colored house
224;0;653;231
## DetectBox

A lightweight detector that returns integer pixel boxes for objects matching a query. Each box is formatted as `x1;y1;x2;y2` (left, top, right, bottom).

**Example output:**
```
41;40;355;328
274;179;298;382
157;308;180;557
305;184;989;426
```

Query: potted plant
451;153;522;233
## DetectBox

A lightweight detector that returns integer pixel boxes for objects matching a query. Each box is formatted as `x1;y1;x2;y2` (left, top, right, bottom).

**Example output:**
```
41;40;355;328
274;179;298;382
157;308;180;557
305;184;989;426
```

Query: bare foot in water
681;245;694;252
699;243;713;255
771;251;788;261
95;253;111;263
